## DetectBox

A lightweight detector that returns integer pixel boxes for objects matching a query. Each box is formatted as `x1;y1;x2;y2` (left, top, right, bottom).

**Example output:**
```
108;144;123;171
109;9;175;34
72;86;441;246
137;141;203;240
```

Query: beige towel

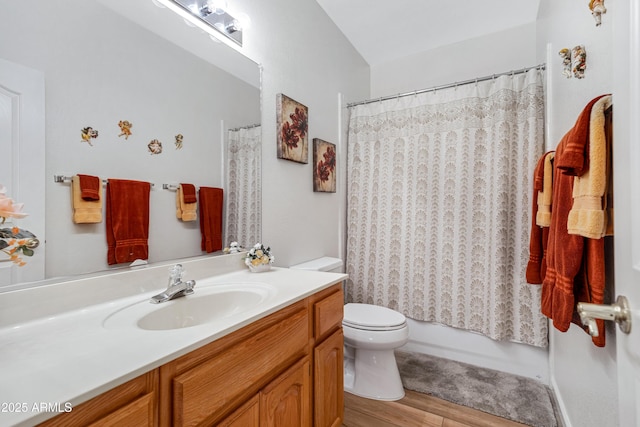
72;175;103;223
176;185;197;221
567;95;612;238
536;152;555;227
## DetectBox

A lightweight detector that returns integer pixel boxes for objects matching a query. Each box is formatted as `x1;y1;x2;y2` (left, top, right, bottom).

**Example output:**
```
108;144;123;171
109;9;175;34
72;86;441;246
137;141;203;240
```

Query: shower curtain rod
229;123;261;132
346;63;546;108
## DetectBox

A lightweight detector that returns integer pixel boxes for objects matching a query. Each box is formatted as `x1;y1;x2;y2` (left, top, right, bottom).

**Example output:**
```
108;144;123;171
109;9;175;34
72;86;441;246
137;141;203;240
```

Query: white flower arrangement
244;243;275;268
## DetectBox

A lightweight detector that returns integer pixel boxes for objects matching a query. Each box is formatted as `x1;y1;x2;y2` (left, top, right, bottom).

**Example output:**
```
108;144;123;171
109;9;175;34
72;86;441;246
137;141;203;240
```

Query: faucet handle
169;264;184;280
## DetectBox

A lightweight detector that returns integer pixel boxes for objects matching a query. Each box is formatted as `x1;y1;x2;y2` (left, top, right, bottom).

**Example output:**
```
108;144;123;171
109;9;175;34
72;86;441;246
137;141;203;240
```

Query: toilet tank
289;257;343;273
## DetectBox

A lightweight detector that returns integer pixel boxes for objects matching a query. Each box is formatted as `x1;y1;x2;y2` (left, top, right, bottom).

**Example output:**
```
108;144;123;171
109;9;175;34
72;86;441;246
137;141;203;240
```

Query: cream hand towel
536;151;555;227
72;175;103;223
176;185;197;221
567;95;612;238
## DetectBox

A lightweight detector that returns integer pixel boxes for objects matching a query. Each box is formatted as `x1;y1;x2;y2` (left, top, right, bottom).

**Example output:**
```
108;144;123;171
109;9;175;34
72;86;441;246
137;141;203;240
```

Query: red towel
180;183;197;204
199;187;223;253
542;95;608;344
106;179;151;265
78;174;101;201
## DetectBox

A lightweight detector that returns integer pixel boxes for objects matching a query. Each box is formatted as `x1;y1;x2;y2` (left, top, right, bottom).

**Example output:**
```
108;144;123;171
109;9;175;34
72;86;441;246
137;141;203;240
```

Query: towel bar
54;175;155;188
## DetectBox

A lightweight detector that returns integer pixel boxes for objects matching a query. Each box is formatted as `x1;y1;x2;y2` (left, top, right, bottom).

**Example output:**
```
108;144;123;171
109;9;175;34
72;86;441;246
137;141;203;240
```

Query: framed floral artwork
313;139;336;193
276;93;308;163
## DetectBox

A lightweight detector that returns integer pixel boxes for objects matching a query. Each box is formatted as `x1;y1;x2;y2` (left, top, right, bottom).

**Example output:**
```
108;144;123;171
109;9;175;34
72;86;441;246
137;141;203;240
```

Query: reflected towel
526;152;553;284
567;95;613;239
106;179;151;265
78;174;101;201
72;175;102;224
176;184;197;222
199;187;223;253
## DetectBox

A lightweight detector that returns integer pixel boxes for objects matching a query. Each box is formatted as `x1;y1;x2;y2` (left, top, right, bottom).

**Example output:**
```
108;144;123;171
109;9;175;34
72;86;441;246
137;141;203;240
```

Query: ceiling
315;0;541;67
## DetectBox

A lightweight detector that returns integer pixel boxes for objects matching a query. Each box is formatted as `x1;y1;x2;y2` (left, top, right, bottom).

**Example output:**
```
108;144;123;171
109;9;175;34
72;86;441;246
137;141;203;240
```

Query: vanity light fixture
154;0;247;46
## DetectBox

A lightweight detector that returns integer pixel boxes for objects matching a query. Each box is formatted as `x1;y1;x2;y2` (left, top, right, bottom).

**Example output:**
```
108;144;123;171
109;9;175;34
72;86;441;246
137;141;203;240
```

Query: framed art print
276;93;308;164
313;138;336;193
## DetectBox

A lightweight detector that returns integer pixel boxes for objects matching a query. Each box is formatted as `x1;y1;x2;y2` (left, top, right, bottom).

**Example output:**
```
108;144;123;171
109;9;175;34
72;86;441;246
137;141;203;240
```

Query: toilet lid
343;303;407;330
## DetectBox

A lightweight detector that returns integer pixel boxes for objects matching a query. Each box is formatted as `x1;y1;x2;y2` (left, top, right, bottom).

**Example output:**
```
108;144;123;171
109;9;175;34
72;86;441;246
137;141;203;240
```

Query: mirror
0;0;261;286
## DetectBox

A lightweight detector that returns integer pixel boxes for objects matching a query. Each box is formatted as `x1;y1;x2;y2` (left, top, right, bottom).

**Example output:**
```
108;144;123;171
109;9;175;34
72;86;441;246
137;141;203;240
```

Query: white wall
368;23;549;382
536;1;618;426
0;0;260;279
228;0;370;267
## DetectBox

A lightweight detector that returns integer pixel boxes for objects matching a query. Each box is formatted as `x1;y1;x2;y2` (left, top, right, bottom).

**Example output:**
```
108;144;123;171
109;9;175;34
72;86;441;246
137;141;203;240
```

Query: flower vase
248;263;271;273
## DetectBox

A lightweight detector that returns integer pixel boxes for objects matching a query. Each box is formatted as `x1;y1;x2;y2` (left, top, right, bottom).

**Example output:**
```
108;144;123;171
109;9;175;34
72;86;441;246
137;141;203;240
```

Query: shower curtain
346;69;547;347
225;125;262;248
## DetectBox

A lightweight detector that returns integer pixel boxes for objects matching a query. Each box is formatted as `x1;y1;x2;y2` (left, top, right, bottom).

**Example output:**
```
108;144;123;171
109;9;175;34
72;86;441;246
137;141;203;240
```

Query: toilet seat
343;303;407;331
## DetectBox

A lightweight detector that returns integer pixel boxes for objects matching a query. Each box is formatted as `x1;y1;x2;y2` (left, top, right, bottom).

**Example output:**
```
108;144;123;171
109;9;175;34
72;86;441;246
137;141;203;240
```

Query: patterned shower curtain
225;125;262;248
346;69;547;347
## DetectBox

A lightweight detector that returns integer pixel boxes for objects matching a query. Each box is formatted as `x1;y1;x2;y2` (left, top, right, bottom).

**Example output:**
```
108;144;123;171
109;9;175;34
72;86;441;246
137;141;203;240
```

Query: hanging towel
176;184;197;222
526;152;553;284
199;187;223;253
567;95;613;239
536;152;555;227
542;94;607;333
78;174;101;201
106;179;151;265
541;95;611;346
72;175;103;224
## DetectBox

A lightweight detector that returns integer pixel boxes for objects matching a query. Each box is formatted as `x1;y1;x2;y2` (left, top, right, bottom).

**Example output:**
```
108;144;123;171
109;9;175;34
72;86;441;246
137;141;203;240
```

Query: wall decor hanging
147;139;163;155
80;126;99;146
276;93;308;164
559;48;572;78
313;138;336;193
175;134;184;150
117;120;133;139
572;45;587;79
589;0;606;26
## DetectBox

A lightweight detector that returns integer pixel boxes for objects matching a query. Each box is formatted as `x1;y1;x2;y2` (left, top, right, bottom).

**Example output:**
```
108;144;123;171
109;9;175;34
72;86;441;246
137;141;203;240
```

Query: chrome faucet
150;264;196;304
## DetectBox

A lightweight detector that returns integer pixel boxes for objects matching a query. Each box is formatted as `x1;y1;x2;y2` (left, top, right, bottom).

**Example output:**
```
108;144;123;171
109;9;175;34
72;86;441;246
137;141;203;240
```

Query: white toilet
290;257;409;401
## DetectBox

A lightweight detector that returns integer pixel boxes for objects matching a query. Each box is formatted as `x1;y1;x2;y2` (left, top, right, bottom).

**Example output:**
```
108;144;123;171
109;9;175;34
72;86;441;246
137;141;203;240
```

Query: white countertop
0;255;346;426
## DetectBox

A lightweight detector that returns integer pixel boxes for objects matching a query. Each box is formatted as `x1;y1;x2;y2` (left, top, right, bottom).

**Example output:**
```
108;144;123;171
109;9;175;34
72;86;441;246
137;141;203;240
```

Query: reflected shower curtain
346;69;547;347
225;125;261;248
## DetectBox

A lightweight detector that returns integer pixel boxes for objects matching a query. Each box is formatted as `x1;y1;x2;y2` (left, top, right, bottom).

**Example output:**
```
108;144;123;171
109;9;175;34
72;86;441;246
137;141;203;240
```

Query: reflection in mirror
0;0;261;289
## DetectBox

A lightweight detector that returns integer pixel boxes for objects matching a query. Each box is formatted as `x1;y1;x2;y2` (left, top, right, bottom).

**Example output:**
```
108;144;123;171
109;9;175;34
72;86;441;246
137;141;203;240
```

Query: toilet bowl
342;303;409;401
289;257;409;401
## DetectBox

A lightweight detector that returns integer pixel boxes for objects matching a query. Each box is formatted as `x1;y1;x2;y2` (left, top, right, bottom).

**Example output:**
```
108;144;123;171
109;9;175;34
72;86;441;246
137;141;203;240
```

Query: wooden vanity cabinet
38;369;158;427
36;283;344;427
309;284;344;427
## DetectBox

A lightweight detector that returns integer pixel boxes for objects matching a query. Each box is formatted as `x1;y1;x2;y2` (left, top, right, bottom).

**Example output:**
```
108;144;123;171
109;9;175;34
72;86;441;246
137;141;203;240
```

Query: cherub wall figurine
148;139;163;155
175;134;184;150
589;0;606;26
81;127;99;146
558;48;572;78
117;120;133;140
572;45;587;79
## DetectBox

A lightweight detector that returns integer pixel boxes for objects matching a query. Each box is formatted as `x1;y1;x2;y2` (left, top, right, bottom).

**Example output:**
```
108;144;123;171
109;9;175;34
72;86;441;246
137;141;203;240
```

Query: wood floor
343;389;530;427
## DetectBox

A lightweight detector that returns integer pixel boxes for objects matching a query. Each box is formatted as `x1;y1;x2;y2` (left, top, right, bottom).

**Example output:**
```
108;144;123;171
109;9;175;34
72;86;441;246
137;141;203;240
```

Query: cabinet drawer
172;307;309;426
314;288;343;341
88;392;155;427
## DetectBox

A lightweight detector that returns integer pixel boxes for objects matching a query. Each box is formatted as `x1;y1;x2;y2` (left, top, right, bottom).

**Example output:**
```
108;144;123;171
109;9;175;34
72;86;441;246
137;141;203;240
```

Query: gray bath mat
396;351;559;427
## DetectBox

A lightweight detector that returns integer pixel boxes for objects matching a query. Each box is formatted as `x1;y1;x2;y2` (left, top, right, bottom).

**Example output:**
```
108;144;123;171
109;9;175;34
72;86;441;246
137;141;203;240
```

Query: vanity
0;253;346;426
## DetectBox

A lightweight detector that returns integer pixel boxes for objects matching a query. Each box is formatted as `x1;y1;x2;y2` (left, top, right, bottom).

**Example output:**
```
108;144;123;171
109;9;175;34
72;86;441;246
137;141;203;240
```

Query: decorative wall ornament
313;138;336;193
276;93;308;164
147;139;163;155
80;127;99;146
589;0;606;26
175;134;184;150
558;48;572;78
117;120;133;139
572;45;587;79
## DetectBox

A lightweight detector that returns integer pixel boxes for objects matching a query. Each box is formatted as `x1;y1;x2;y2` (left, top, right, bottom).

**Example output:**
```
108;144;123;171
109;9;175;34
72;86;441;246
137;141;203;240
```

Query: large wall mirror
0;0;261;288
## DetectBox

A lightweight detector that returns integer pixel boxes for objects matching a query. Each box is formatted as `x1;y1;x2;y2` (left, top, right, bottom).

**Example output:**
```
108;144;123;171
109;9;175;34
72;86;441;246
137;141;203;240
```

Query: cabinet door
314;329;344;427
260;357;311;427
218;395;260;427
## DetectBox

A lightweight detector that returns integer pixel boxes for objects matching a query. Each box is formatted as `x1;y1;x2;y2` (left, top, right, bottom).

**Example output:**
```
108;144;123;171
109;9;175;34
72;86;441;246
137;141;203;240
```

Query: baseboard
549;375;571;427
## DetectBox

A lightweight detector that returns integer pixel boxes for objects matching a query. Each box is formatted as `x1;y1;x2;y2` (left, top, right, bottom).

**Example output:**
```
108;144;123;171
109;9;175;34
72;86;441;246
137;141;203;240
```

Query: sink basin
103;282;275;331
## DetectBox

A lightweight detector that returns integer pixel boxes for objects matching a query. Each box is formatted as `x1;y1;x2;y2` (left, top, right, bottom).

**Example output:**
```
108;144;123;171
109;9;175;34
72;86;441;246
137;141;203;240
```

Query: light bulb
235;12;251;30
207;0;228;14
